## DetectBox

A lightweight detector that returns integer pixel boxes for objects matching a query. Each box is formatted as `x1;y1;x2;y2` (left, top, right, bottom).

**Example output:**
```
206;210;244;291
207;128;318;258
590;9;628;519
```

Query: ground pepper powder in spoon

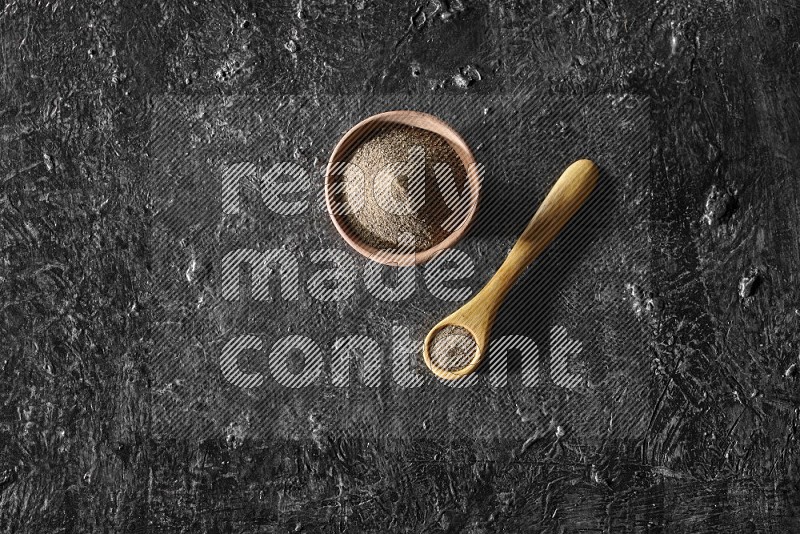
335;124;468;252
428;325;479;372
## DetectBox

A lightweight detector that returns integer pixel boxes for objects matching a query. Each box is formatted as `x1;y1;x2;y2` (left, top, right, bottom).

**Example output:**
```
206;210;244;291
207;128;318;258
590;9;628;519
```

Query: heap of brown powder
429;325;478;372
334;124;468;252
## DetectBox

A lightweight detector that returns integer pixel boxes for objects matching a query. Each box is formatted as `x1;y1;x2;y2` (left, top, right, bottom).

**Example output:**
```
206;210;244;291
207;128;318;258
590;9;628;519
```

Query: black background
147;92;650;443
2;0;800;532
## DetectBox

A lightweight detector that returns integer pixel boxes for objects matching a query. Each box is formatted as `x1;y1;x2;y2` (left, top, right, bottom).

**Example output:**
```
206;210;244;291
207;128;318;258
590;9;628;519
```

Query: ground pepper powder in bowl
325;111;481;266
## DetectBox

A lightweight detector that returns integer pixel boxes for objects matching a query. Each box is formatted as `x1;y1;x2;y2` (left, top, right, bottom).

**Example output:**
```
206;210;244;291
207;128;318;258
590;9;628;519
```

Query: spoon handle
480;159;599;308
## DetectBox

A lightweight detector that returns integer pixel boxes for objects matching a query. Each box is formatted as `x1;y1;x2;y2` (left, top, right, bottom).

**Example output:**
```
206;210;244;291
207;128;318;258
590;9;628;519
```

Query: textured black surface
2;0;800;532
148;92;650;443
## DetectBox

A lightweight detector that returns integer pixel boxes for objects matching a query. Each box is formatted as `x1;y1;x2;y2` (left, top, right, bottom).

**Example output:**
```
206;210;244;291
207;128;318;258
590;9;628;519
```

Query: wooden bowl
324;110;481;266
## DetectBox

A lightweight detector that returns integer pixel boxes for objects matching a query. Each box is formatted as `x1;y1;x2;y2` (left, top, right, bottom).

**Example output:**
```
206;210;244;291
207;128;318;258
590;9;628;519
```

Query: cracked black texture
2;0;800;532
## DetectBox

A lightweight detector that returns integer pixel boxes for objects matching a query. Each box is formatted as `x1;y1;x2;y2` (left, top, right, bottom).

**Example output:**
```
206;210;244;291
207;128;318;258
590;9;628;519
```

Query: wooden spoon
422;159;599;380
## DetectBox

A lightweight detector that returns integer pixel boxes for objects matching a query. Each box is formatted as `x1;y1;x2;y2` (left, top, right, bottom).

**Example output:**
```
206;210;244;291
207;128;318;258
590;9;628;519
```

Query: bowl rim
324;110;481;266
